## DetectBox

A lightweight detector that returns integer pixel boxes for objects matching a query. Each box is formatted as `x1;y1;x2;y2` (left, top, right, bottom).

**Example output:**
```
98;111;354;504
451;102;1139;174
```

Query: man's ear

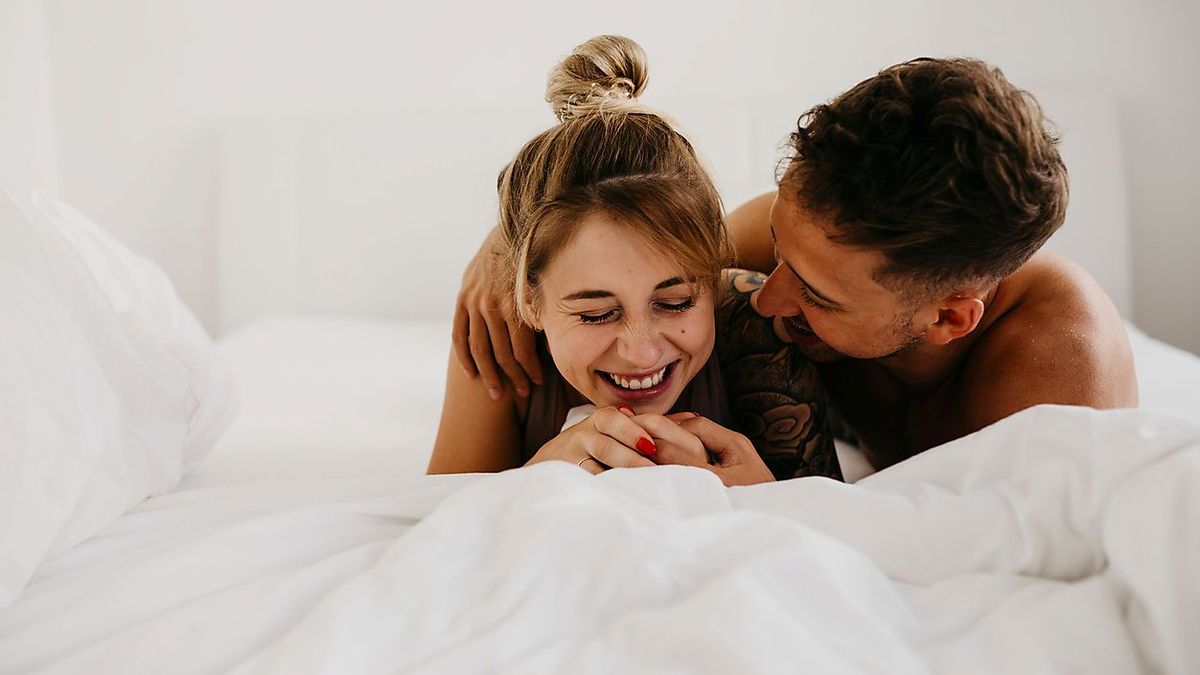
921;294;986;346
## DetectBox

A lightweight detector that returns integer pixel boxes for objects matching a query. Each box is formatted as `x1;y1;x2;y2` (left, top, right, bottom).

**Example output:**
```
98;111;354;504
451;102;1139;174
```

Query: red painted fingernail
616;403;635;415
635;437;657;456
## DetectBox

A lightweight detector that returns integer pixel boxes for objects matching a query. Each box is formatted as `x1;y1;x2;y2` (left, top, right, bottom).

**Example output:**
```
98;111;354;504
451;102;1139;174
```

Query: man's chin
790;340;847;363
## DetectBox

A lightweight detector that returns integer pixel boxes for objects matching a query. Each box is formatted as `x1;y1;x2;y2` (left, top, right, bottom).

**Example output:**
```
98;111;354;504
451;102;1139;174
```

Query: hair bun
547;35;649;122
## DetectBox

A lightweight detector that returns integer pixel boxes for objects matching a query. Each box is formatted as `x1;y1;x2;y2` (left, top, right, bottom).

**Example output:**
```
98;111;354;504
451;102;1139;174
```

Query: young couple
428;35;1137;485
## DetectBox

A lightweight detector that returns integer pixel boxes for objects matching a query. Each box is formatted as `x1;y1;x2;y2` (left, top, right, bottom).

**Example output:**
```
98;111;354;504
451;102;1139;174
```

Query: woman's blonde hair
496;35;730;326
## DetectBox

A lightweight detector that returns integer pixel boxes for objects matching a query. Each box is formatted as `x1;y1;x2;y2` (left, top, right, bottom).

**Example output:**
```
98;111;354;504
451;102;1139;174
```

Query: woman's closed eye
577;308;620;324
654;297;695;313
575;297;696;325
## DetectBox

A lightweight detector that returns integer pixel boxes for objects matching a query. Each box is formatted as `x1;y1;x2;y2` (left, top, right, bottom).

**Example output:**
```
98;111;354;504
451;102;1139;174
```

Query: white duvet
1;405;1196;674
0;190;236;608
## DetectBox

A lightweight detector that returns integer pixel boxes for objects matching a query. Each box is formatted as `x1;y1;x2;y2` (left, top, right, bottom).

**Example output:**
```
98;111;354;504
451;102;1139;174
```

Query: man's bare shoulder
959;252;1139;425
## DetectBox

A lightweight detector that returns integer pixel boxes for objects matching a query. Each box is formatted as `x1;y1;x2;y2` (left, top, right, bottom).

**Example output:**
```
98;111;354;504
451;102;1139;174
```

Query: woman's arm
428;350;524;474
714;269;843;481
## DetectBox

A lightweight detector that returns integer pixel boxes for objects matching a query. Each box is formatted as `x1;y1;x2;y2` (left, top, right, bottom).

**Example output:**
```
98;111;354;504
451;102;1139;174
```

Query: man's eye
578;309;619;324
798;287;825;310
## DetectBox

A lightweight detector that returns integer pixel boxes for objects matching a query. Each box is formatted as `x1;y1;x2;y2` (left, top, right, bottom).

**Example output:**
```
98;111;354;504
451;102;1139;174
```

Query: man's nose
617;323;665;370
757;264;803;318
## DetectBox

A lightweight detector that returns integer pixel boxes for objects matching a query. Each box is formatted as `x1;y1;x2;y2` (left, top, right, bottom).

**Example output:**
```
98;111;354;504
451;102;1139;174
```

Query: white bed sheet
181;317;452;489
1;405;1197;674
4;316;1198;673
185;316;1200;490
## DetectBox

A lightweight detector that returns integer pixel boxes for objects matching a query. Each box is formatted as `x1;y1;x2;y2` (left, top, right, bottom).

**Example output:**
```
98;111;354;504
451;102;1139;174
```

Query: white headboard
215;87;1132;336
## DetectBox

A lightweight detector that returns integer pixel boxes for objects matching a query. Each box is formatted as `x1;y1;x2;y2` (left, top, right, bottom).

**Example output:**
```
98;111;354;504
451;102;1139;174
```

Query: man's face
755;193;924;362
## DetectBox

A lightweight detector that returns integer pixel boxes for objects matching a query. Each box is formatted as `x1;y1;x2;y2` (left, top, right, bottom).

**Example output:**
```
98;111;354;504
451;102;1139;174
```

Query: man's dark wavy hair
779;57;1069;293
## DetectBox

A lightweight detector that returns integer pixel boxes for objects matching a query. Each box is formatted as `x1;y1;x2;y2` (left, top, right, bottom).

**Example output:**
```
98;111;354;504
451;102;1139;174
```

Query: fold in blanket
0;405;1196;675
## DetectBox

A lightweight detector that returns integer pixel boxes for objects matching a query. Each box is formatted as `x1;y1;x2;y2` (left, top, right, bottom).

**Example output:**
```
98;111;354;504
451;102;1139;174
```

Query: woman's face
533;213;716;415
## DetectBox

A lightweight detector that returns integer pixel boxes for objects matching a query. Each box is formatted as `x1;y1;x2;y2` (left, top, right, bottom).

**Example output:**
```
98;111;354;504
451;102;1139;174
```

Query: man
454;57;1138;472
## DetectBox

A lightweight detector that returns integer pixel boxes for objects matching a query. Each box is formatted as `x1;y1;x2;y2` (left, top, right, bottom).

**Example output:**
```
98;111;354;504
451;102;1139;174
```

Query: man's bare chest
820;362;969;464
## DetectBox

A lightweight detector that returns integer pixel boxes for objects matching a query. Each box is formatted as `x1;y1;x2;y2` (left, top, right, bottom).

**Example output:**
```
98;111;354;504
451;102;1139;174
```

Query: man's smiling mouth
782;315;826;346
785;315;815;336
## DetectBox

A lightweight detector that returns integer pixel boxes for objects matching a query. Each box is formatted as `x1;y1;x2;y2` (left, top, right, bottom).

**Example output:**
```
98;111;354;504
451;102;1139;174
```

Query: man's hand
452;233;543;399
677;415;776;486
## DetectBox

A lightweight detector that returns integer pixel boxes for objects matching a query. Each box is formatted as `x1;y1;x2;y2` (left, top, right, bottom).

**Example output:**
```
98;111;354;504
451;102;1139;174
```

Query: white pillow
0;189;238;608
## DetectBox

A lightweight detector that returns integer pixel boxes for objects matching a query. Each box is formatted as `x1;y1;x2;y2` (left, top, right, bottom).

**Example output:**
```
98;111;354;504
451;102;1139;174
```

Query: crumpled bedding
1;405;1195;674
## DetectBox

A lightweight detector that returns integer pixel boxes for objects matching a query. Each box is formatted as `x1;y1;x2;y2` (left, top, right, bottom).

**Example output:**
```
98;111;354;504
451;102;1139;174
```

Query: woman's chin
597;396;677;416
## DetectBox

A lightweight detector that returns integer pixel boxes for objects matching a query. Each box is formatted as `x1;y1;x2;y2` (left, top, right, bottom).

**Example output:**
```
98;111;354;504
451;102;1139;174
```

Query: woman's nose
617;324;664;370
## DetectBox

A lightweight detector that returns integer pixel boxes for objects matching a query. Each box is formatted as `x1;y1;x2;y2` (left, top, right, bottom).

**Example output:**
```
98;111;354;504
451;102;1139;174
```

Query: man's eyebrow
561;277;686;302
769;225;844;308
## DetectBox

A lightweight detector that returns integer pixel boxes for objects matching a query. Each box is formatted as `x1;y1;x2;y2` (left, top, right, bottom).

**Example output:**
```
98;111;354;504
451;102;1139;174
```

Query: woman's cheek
677;311;716;360
557;325;616;375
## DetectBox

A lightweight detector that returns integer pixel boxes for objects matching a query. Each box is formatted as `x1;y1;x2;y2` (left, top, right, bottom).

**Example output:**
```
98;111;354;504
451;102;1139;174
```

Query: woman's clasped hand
528;404;773;486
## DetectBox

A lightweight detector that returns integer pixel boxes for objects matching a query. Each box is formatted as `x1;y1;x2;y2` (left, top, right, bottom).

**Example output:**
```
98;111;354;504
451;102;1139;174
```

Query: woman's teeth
607;365;668;390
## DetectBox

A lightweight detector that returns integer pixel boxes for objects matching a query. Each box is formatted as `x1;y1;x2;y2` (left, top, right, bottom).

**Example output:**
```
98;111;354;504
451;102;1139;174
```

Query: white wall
35;0;1200;353
0;0;59;195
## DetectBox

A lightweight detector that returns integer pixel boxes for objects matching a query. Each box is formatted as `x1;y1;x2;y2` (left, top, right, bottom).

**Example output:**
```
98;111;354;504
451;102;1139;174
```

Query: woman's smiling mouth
597;360;680;401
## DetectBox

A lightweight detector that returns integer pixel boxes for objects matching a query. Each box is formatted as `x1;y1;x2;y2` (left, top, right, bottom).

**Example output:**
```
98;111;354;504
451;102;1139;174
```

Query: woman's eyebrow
561;289;613;301
561;277;686;302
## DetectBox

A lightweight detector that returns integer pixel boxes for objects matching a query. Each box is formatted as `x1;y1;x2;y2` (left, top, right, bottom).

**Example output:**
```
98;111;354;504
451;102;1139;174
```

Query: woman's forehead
543;216;694;295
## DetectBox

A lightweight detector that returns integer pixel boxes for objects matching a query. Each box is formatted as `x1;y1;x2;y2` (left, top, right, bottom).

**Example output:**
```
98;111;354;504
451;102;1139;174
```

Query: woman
428;35;840;484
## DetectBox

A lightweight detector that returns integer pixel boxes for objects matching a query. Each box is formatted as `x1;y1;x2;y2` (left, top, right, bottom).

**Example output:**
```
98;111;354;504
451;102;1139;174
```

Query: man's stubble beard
794;309;922;364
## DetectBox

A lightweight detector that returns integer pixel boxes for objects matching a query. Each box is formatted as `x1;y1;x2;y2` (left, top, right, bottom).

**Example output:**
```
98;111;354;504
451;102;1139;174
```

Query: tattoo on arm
715;269;843;481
